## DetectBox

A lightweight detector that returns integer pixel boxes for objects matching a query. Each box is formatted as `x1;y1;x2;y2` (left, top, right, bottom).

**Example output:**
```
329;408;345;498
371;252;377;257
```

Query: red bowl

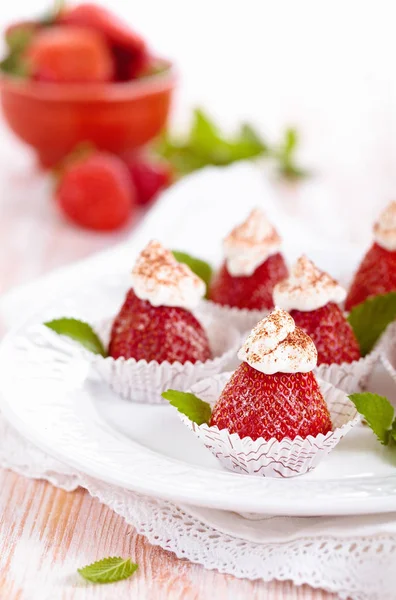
0;63;176;168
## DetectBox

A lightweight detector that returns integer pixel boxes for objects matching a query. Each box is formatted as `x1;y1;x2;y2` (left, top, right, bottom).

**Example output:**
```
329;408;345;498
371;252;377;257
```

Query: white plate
1;279;396;517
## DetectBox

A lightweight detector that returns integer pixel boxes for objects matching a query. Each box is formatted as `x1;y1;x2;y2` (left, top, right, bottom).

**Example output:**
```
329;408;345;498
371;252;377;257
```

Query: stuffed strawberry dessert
209;208;288;310
346;202;396;310
166;307;359;476
210;308;332;441
273;256;360;366
109;240;211;364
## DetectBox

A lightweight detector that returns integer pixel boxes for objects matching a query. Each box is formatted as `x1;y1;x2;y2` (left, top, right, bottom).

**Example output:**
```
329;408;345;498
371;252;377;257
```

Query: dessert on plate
273;255;361;366
346;202;396;310
109;240;211;364
167;308;358;477
210;308;332;441
209;208;288;311
44;240;241;403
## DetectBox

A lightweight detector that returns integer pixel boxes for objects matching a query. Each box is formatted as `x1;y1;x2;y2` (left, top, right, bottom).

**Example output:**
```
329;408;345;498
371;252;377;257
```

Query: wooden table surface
0;159;336;600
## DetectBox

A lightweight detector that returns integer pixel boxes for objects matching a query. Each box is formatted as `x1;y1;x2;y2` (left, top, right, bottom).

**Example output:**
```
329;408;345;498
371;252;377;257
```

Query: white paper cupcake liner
378;321;396;384
202;299;268;333
315;351;379;395
90;311;241;404
177;373;359;478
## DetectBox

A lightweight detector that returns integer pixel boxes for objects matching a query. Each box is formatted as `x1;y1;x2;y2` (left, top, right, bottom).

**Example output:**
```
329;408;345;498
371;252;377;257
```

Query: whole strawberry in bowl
164;308;359;478
0;3;176;168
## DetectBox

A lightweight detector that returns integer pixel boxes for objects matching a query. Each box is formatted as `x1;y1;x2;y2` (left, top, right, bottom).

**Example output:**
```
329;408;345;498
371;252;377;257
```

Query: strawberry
290;303;361;365
111;44;149;81
345;243;396;310
59;4;146;56
26;26;114;83
209;254;288;310
55;152;136;231
122;152;173;205
109;289;211;363
210;362;332;441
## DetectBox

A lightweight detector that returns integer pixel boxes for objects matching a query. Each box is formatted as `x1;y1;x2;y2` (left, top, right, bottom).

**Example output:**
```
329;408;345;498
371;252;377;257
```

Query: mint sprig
154;108;308;181
347;292;396;356
349;393;396;445
78;557;138;584
172;250;212;296
44;318;107;357
162;389;212;425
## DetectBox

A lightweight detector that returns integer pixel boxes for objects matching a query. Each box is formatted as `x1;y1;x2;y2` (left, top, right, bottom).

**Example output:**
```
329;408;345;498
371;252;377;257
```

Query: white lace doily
1;411;395;600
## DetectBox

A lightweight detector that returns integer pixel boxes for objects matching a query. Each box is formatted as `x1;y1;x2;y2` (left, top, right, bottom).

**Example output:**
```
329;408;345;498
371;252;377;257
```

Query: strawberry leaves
78;557;138;584
44;318;107;357
0;25;34;78
162;390;212;425
349;393;396;446
172;250;212;296
347;292;396;356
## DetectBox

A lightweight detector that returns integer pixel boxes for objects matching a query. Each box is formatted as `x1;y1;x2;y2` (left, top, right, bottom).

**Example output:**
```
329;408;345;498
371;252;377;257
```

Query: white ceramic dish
0;279;396;516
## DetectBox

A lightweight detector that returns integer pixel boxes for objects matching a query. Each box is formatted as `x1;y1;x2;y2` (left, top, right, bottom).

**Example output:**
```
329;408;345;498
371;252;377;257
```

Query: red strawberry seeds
290;302;361;366
345;243;396;310
109;289;211;363
210;362;332;441
209;254;288;310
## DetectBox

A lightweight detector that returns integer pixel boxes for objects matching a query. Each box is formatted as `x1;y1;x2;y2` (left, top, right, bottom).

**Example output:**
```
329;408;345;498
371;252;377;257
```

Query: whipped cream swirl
131;240;206;310
373;202;396;251
238;308;317;374
223;208;282;277
273;255;346;312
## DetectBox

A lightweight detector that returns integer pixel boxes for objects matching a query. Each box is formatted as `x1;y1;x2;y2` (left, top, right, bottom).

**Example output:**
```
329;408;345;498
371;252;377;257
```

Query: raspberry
59;4;146;56
26;26;114;83
55;152;135;231
122;152;173;205
109;289;211;363
345;243;396;310
290;303;361;365
209;254;288;310
210;362;332;441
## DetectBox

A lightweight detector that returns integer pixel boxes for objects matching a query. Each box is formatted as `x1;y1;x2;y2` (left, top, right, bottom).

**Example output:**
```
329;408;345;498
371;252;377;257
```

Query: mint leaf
44;318;107;357
153;108;308;180
238;123;268;153
190;108;225;155
78;557;137;584
347;292;396;356
162;390;212;425
349;393;395;445
283;127;298;155
172;250;212;295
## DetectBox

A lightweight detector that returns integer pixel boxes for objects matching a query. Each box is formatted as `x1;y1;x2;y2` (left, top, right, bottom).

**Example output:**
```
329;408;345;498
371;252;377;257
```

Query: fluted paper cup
202;299;268;333
315;351;378;395
177;373;359;478
379;321;396;384
91;311;241;404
